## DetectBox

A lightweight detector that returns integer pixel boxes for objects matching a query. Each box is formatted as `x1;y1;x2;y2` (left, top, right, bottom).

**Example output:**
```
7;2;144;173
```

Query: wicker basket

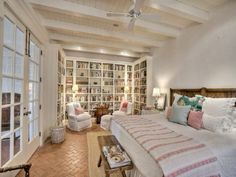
51;126;65;144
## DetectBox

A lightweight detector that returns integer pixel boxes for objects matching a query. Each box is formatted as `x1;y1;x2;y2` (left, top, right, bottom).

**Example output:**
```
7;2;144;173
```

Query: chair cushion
75;107;84;115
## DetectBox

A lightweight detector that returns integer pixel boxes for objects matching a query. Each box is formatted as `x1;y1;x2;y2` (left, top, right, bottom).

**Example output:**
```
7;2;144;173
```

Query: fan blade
128;18;136;31
139;14;160;22
106;12;130;17
133;0;145;12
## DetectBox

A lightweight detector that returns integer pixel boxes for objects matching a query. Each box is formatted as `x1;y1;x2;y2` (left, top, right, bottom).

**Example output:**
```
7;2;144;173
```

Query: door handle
23;111;32;116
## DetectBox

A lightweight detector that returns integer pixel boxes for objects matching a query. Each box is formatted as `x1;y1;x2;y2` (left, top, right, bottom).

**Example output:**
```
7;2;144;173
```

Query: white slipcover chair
66;102;92;131
100;102;133;130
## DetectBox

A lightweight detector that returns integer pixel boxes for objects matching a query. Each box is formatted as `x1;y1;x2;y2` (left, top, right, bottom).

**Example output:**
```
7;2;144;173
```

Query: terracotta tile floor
17;124;102;177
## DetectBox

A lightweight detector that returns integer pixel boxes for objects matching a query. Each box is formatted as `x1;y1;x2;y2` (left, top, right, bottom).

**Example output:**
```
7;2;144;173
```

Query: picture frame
157;94;166;110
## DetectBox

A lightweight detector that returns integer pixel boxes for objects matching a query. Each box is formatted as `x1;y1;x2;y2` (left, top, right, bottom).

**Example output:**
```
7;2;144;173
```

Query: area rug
87;131;123;177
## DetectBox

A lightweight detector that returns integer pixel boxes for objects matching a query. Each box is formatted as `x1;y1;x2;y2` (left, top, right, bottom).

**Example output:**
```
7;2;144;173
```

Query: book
102;145;131;168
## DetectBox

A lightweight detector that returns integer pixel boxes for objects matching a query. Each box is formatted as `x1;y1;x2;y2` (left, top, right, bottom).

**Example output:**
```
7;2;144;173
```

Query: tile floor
17;124;102;177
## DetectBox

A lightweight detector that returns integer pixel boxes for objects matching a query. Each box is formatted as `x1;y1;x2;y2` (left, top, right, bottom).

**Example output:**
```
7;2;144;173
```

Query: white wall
152;0;236;95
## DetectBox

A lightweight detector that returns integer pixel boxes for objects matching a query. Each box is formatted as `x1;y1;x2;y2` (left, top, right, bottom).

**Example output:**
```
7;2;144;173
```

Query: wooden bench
97;135;133;177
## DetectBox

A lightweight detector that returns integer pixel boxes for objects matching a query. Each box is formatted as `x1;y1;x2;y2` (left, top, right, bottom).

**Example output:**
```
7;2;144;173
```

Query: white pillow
202;97;236;125
202;114;233;133
172;93;182;105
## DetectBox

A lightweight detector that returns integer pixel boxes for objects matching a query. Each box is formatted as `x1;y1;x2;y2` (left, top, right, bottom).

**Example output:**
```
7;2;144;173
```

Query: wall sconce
152;88;160;109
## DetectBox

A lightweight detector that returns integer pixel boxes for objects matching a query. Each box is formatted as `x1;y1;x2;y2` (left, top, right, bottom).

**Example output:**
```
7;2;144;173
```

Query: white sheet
111;113;236;177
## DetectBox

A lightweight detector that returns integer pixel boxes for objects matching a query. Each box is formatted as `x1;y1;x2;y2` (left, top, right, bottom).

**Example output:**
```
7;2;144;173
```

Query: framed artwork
157;94;166;110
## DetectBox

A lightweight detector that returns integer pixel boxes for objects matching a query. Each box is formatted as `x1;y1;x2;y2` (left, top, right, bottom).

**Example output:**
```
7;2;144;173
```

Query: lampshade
124;86;130;93
72;85;78;92
152;88;160;97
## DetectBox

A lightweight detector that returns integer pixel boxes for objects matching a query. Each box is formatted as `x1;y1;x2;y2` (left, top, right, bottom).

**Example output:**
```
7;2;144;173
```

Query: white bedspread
110;113;236;177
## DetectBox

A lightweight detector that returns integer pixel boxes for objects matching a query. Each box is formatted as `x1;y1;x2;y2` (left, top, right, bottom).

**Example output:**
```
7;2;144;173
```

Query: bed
111;88;236;177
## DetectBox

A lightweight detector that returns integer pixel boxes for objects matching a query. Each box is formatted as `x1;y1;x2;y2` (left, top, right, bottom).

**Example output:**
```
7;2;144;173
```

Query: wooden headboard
170;88;236;105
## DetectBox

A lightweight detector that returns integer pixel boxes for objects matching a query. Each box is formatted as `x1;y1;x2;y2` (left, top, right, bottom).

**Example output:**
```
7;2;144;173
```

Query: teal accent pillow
177;96;202;111
169;105;191;126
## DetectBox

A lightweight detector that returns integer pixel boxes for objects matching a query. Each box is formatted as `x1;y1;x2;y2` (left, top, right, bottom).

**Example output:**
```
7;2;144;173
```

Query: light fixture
72;85;78;93
152;88;160;109
124;86;130;94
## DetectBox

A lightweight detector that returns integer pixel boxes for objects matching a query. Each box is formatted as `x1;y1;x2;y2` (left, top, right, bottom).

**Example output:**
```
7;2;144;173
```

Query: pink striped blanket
113;117;222;177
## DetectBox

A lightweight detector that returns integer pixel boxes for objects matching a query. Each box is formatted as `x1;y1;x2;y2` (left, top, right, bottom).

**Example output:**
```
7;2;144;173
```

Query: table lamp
152;88;160;109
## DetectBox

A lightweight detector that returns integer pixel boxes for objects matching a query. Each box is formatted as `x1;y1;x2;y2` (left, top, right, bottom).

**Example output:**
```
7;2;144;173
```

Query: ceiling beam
29;0;180;37
42;19;163;47
49;33;150;53
145;0;209;23
62;44;141;58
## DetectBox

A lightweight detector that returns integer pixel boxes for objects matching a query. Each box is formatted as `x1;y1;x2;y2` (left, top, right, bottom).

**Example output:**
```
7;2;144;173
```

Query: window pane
34;120;38;138
1;134;11;166
16;28;24;54
1;107;11;133
14;80;23;103
29;82;33;101
2;78;12;105
34;83;39;100
14;129;21;155
29;62;34;81
34;101;39;118
34;45;40;64
30;41;35;59
3;17;14;48
2;47;13;76
28;122;34;142
15;54;24;78
14;105;21;129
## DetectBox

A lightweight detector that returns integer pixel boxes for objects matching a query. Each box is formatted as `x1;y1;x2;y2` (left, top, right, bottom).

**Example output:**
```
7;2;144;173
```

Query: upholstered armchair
112;101;133;117
66;102;92;131
100;101;133;130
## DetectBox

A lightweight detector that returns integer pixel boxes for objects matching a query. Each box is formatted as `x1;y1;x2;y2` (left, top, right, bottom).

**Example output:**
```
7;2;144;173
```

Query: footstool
100;115;113;130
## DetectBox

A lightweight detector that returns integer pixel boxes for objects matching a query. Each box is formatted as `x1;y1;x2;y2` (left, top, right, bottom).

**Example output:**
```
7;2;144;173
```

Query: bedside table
141;109;161;115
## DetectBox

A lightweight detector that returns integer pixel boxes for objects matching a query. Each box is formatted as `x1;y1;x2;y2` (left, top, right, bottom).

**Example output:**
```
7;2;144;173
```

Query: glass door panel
28;40;40;142
1;16;24;166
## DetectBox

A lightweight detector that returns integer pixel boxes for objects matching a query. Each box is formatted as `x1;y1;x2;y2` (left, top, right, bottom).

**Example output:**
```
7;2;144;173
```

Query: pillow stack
167;94;236;133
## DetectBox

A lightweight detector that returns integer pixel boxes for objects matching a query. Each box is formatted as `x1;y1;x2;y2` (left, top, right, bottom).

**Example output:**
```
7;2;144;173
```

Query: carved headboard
170;88;236;105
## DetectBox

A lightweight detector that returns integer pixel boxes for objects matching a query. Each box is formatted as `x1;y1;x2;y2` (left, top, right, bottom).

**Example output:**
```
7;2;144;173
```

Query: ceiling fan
106;0;160;31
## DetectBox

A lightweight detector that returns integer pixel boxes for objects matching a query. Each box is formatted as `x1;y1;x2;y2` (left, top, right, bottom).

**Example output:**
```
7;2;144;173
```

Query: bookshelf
65;58;133;116
133;57;152;114
57;51;65;125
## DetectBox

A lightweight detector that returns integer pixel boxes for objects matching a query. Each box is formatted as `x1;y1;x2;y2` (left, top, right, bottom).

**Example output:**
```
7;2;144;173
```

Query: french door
0;8;41;167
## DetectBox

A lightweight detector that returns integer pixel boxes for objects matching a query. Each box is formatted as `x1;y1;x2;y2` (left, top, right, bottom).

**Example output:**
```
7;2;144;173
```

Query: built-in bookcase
65;58;134;116
65;57;151;115
57;51;65;125
133;57;152;114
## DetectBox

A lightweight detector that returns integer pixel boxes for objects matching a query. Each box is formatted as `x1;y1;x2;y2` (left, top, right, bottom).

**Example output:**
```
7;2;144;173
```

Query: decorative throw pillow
169;105;191;126
119;101;128;112
172;93;182;105
74;107;84;115
177;96;203;111
202;114;233;133
165;106;172;120
188;111;204;129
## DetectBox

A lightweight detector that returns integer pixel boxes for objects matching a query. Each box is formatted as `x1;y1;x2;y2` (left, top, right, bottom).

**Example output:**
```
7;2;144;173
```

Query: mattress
110;113;236;177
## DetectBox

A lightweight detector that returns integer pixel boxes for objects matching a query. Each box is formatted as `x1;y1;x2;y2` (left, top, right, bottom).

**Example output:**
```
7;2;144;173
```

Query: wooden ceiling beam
49;33;151;53
145;0;209;23
29;0;180;37
43;19;164;47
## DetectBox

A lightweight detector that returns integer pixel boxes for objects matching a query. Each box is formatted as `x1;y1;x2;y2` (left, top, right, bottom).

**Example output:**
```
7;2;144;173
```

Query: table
95;105;109;124
97;135;133;177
